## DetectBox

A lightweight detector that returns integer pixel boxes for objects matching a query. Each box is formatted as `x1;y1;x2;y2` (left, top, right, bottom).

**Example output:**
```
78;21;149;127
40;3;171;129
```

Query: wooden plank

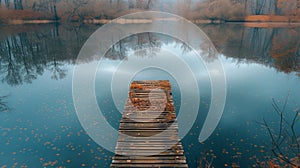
111;163;188;168
112;156;186;160
114;151;185;156
118;130;178;133
116;142;183;146
120;127;178;132
120;122;178;126
115;146;183;150
120;119;176;123
112;160;187;164
110;80;188;168
115;144;182;148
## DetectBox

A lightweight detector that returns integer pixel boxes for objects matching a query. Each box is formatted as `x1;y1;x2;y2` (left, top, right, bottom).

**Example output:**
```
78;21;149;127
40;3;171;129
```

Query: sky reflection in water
0;28;299;167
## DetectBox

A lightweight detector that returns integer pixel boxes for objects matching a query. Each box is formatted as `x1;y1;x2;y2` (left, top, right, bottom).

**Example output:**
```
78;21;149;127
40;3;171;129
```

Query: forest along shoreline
1;0;300;27
1;13;300;28
1;16;300;26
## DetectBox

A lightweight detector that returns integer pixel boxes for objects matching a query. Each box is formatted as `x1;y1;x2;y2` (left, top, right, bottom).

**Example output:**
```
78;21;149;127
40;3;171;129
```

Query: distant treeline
0;0;300;23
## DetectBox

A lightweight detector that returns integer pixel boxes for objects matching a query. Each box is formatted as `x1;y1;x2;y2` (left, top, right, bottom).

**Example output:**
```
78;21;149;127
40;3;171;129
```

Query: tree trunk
274;0;279;15
14;0;23;10
5;0;10;9
244;0;248;14
53;5;59;20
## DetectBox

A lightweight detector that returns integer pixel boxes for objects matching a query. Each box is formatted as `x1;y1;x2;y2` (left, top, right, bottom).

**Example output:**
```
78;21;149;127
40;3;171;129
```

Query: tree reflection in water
0;95;9;112
199;24;300;73
0;24;299;86
0;23;299;167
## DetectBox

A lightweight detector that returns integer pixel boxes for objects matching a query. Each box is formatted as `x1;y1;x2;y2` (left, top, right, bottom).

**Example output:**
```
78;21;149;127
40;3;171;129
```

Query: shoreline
6;19;58;25
1;18;300;28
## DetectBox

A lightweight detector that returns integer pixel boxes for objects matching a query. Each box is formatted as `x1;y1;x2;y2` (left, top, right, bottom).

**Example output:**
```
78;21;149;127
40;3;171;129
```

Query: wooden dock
111;80;188;168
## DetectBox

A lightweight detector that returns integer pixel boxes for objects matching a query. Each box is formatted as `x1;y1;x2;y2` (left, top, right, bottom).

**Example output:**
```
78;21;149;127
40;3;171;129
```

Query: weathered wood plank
111;163;188;168
112;156;186;160
110;80;188;168
112;160;187;164
115;142;182;147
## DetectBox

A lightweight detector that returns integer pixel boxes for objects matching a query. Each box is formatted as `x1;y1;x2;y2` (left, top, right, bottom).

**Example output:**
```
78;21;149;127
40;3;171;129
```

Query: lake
0;23;300;167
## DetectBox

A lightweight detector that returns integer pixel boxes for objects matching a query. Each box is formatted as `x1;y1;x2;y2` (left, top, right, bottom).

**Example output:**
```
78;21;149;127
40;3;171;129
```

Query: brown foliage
270;29;300;58
191;0;245;21
277;0;300;16
245;15;300;22
0;8;54;21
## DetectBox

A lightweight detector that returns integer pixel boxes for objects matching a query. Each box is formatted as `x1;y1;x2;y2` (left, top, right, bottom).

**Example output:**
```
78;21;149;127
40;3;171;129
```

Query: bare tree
146;0;152;9
173;0;192;19
191;0;245;22
50;0;59;20
60;0;88;23
31;0;59;20
4;0;10;9
260;95;300;167
0;0;23;9
136;0;144;9
273;0;279;15
251;0;266;15
13;0;23;10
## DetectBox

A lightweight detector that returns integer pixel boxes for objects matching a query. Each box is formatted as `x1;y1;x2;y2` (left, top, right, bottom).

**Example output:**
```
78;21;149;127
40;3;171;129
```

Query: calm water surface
0;23;300;167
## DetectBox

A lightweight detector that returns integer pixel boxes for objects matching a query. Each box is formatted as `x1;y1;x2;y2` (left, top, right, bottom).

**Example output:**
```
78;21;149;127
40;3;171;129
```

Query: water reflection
199;24;300;74
0;23;300;167
104;32;194;60
0;24;299;86
0;24;98;86
0;95;9;112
